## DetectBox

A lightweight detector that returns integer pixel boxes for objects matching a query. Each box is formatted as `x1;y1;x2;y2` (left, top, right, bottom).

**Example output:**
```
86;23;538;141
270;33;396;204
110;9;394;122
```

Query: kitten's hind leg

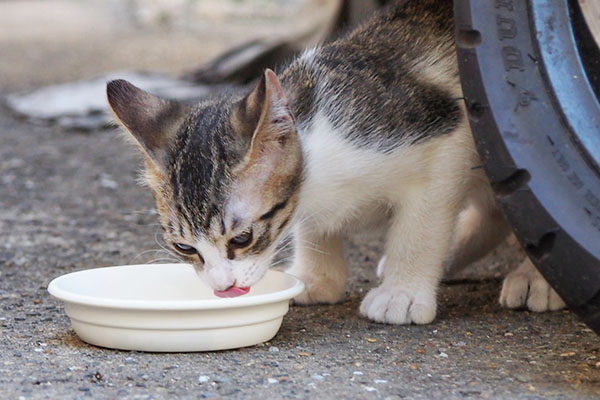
445;188;511;276
360;190;458;325
287;229;348;305
500;257;566;312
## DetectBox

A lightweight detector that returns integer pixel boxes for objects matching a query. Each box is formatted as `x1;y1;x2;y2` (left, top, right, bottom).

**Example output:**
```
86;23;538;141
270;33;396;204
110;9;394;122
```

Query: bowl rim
47;263;305;311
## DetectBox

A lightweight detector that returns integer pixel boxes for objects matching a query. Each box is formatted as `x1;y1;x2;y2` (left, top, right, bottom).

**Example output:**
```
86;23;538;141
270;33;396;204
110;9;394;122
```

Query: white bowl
48;264;304;352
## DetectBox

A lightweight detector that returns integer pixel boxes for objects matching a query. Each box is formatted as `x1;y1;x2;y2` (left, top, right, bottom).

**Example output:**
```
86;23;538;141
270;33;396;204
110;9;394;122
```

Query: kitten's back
282;0;460;150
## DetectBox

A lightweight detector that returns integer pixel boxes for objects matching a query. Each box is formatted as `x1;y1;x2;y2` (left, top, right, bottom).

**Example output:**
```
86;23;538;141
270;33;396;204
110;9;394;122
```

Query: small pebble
438;352;448;358
268;346;279;353
366;338;377;343
353;371;363;376
312;374;324;381
364;386;377;392
560;351;576;358
99;174;118;189
504;332;514;337
267;378;278;384
198;375;210;384
298;352;310;357
374;379;387;384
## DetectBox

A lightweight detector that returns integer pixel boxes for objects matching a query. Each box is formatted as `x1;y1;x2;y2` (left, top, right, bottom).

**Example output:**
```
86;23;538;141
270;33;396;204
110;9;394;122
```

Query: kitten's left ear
234;69;295;151
106;79;190;172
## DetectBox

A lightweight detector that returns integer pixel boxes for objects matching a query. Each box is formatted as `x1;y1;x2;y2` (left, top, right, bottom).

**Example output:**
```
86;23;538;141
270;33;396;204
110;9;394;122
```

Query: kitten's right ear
106;79;189;172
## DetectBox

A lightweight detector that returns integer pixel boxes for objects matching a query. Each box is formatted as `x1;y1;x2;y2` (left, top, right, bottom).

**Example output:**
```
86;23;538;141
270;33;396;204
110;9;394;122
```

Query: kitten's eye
173;243;197;256
229;229;253;248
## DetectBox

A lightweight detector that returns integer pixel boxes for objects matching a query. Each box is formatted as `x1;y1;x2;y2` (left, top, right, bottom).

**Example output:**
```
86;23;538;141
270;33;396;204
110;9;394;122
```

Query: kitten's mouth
213;286;250;298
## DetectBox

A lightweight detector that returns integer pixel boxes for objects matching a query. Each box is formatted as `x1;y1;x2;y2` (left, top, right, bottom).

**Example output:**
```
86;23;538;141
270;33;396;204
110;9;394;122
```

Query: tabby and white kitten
107;0;565;324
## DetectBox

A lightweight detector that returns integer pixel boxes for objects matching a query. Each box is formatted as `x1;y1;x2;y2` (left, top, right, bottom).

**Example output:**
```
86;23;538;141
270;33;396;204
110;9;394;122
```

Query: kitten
107;0;565;323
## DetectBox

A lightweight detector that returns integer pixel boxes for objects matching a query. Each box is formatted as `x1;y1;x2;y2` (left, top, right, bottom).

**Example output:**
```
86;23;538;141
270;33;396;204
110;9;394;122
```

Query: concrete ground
1;1;600;399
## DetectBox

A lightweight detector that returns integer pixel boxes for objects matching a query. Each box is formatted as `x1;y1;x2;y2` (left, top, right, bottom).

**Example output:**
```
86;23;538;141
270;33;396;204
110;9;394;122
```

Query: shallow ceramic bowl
48;264;304;352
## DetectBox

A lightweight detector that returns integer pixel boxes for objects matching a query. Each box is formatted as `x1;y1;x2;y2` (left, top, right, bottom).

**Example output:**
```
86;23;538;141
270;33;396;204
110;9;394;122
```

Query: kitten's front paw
287;266;346;306
359;285;436;325
500;259;566;312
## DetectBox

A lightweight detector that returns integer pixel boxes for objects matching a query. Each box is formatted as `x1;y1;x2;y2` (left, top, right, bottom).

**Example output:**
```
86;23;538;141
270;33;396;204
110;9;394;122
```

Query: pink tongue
214;286;250;298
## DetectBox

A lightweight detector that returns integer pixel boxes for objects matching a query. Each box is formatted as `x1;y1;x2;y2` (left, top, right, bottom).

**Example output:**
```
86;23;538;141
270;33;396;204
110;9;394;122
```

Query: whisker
129;248;169;264
146;257;181;264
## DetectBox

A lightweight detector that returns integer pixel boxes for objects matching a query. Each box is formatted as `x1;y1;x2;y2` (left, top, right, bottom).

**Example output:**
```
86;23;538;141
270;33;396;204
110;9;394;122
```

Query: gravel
2;90;600;400
1;1;600;398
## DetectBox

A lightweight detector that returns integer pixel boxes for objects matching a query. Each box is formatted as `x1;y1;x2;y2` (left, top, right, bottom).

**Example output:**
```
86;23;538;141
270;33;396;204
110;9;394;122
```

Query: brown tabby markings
107;0;459;269
107;0;460;289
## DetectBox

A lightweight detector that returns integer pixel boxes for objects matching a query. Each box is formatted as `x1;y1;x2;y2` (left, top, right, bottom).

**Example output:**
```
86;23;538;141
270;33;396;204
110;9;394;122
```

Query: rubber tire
454;0;600;332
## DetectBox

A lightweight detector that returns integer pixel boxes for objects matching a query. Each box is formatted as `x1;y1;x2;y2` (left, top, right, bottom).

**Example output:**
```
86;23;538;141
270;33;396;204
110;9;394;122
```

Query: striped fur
107;0;565;323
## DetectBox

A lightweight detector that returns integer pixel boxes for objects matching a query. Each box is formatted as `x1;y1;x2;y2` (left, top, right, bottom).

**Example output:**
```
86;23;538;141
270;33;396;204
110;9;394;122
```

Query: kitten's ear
229;70;302;216
106;79;189;171
234;69;294;149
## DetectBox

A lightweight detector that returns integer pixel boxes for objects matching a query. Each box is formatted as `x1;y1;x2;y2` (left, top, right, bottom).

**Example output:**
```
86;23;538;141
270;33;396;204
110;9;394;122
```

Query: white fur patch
290;109;491;325
299;47;318;65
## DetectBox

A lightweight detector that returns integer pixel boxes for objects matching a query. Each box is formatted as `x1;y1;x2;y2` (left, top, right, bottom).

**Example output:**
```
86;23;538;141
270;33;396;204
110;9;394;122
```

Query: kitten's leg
287;229;348;305
449;188;565;312
445;189;511;275
360;192;458;325
500;257;566;312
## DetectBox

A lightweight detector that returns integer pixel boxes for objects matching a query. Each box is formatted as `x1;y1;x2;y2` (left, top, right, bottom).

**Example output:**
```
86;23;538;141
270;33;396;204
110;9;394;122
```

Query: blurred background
0;0;333;93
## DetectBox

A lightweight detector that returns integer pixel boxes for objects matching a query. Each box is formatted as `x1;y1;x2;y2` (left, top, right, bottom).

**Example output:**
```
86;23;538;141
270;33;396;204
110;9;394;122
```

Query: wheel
454;0;600;332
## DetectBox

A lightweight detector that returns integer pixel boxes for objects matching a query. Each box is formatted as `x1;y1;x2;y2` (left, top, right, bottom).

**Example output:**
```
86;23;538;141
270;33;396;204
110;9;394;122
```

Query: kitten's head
107;69;303;294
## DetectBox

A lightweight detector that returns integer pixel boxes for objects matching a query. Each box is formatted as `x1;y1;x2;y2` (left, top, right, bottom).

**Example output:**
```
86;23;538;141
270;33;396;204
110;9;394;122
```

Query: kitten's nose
202;261;237;291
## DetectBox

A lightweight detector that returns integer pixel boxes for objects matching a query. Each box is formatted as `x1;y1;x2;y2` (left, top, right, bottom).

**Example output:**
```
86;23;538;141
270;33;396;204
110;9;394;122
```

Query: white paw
287;266;345;306
359;285;437;325
500;259;566;312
